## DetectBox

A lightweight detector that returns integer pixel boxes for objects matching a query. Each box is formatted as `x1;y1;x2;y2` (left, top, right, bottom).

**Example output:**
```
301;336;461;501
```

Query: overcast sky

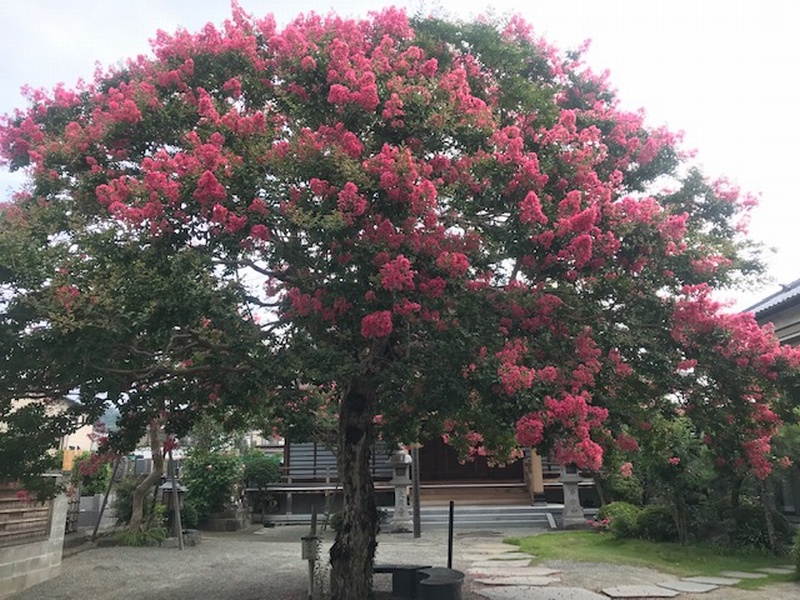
1;1;796;309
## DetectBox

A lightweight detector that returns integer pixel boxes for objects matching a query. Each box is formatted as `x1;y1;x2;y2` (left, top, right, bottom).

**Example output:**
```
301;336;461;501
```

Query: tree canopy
2;5;799;597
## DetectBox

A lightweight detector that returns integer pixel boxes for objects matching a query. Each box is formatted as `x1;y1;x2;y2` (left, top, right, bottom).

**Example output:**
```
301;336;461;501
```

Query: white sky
1;1;797;309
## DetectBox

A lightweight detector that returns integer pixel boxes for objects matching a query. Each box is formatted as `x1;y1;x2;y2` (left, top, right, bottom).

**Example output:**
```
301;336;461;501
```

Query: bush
636;505;679;542
728;503;794;551
182;451;242;522
597;501;642;539
180;500;199;529
242;451;281;488
166;500;199;531
602;472;644;506
792;528;800;571
115;504;167;546
111;475;148;525
72;452;112;496
242;451;281;519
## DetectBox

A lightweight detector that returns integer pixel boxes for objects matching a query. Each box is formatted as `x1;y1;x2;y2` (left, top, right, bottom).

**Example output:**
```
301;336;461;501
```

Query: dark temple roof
744;277;800;317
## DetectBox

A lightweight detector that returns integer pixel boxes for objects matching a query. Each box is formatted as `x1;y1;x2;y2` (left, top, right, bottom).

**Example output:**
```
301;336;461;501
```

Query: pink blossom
380;255;416;291
667;457;681;466
361;311;393;338
518;191;548;224
193;170;226;206
419;277;446;298
435;251;470;277
515;414;544;446
250;224;270;241
616;434;639;452
620;462;633;478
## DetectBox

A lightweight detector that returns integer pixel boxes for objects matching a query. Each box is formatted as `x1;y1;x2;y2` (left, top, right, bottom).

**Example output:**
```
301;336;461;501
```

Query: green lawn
505;531;798;589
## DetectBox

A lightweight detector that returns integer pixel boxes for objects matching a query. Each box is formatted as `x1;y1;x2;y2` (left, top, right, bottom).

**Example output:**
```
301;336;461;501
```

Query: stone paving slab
467;566;562;577
474;586;608;600
718;570;768;579
602;585;680;598
462;552;533;561
756;567;795;574
474;575;560;586
682;575;742;585
471;559;532;568
657;580;719;593
469;544;522;553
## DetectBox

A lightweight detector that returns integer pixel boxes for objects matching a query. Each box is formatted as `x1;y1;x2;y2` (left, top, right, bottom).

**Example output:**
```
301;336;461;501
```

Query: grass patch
736;573;796;590
505;531;798;589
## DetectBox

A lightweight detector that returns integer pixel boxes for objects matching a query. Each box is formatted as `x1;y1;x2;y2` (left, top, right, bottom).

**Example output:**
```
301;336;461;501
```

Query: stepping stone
602;585;679;598
475;587;608;600
462;552;532;561
718;570;768;579
469;542;519;552
468;566;561;577
756;566;795;575
472;559;532;568
474;575;559;586
657;580;719;593
682;575;741;585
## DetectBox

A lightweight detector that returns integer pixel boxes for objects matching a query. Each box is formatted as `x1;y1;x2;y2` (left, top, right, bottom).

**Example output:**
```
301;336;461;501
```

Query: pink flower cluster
361;311;393;338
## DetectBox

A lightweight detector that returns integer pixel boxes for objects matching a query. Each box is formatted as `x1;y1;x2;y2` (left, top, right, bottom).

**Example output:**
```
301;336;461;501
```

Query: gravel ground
9;525;799;600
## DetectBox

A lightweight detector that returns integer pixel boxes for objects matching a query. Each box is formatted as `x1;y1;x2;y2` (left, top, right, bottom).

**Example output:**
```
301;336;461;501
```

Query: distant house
4;397;98;471
745;278;800;514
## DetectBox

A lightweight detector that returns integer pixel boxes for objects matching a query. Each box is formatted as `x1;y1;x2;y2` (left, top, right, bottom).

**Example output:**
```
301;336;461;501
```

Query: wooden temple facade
261;438;591;515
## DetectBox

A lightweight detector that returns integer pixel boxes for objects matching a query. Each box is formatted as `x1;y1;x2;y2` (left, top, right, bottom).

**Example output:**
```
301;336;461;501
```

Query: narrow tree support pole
92;458;120;541
447;500;454;569
169;449;184;550
412;445;421;538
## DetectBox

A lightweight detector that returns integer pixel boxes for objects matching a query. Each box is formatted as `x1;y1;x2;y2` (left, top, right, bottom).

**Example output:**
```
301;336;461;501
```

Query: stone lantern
558;463;586;528
158;478;188;510
388;447;413;533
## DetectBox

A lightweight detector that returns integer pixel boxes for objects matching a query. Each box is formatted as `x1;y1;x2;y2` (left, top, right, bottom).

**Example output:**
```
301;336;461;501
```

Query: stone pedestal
388;447;412;533
558;465;586;529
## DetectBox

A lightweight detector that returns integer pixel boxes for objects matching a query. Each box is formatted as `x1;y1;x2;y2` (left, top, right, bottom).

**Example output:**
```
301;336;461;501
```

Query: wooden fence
0;485;53;548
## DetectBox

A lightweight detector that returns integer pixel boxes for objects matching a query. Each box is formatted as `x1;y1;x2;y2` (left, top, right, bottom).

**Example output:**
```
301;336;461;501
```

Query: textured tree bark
128;421;164;532
329;382;378;600
730;475;744;509
760;479;779;554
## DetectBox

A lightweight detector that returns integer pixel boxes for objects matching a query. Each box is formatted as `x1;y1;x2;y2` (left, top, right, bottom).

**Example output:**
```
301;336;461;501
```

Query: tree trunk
760;479;779;554
593;475;607;506
329;382;378;600
730;474;744;509
128;421;164;532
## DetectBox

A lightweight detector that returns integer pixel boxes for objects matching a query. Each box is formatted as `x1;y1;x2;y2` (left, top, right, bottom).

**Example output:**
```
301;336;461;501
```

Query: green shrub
729;503;793;551
636;505;679;542
115;504;167;546
182;451;242;522
597;501;642;539
242;451;281;488
166;500;199;531
602;472;644;506
242;451;281;518
111;475;149;525
792;528;800;571
72;452;112;496
180;500;199;529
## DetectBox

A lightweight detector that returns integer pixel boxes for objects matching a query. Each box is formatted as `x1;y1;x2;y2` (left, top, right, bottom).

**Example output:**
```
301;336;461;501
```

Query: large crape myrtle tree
2;5;799;597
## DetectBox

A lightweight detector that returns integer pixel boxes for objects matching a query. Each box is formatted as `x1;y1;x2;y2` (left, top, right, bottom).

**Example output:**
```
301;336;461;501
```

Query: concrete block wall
0;493;67;599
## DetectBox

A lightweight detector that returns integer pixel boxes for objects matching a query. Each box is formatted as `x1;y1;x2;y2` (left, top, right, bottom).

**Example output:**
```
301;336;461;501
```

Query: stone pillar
388;447;412;533
558;464;586;529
